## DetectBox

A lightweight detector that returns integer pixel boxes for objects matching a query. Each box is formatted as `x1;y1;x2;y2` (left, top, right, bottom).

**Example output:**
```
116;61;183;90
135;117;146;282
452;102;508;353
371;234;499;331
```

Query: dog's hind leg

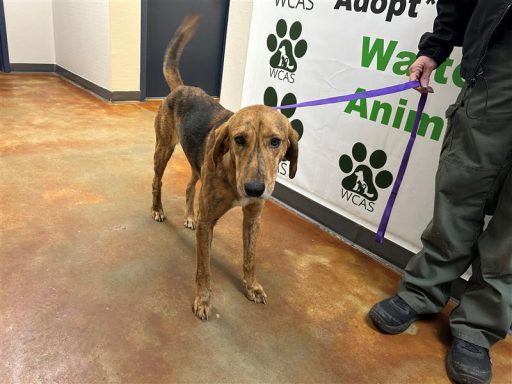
242;202;267;304
184;170;200;229
151;140;176;222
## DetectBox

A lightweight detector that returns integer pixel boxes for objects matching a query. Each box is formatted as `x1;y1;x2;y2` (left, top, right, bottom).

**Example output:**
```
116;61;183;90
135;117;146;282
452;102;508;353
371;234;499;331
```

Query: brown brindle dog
151;15;299;320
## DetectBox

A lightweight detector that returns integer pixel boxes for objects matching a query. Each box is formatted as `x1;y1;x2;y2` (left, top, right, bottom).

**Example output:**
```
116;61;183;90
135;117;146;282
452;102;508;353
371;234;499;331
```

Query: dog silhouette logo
267;19;307;73
339;142;393;202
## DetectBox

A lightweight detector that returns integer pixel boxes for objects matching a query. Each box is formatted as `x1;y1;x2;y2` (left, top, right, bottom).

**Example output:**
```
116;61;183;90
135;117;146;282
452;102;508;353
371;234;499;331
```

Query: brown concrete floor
1;73;511;384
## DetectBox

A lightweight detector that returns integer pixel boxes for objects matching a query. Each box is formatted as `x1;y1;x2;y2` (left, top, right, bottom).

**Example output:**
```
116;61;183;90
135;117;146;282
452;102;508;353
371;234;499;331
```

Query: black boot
446;337;492;384
369;295;421;334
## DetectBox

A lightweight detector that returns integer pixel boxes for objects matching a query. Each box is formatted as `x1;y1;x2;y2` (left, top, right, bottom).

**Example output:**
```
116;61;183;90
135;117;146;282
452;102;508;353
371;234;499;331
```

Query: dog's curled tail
163;14;201;90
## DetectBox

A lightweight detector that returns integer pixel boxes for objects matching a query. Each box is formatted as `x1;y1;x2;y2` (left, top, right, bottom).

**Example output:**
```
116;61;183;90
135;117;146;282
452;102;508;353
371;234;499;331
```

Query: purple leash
375;91;427;243
273;80;421;109
273;80;428;243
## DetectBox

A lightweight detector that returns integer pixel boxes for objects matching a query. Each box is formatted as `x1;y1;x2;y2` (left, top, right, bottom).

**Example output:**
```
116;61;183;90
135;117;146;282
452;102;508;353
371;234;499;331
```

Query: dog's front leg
193;217;214;320
242;202;267;304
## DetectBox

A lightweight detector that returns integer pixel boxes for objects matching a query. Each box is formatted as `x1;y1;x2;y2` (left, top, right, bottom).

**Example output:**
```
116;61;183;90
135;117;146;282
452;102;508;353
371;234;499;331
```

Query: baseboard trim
10;63;56;72
56;65;111;100
9;63;140;102
111;91;141;102
272;182;467;299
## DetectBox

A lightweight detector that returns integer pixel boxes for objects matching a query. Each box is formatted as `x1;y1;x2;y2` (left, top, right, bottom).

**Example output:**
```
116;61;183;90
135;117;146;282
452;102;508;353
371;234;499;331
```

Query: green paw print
338;143;393;202
267;19;307;73
264;86;303;140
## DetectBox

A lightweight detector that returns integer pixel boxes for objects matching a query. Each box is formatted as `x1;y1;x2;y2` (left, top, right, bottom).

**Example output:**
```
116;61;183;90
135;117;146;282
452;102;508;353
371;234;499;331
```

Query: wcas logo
338;142;393;212
267;19;308;83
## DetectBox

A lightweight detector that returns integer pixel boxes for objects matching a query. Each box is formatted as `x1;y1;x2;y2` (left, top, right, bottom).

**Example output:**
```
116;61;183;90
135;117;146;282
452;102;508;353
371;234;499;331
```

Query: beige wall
4;0;56;64
219;0;254;111
109;0;140;92
4;0;140;92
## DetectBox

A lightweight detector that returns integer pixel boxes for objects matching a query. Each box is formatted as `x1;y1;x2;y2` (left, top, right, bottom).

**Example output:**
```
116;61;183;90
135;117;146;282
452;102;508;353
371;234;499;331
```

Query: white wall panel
4;0;55;64
53;0;110;90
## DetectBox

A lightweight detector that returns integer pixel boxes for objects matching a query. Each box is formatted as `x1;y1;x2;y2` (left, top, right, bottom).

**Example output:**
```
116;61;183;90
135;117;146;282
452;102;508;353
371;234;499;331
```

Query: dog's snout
244;182;265;197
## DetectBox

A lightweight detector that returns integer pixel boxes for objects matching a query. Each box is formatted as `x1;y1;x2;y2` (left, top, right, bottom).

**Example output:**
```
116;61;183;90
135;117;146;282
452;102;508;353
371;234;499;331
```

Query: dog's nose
244;182;265;197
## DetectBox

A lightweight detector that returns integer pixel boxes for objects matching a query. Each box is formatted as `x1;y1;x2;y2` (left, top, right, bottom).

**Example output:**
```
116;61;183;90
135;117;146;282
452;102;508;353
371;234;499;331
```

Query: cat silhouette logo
339;142;393;202
267;19;307;74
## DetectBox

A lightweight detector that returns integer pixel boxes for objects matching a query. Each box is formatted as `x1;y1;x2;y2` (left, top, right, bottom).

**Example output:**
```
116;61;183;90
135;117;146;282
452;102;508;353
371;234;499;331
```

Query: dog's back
157;14;233;173
171;88;232;171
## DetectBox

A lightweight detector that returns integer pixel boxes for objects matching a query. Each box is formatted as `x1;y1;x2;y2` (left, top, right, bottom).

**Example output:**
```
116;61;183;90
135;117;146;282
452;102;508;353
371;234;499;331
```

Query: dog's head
208;105;299;200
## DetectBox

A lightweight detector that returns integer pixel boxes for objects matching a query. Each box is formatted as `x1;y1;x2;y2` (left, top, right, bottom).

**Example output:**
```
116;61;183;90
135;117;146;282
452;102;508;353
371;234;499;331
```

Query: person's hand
409;56;437;93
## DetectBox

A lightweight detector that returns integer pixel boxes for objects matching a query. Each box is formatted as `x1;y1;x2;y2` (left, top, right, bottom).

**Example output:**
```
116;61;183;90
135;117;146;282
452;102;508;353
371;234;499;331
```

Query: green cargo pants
398;22;512;349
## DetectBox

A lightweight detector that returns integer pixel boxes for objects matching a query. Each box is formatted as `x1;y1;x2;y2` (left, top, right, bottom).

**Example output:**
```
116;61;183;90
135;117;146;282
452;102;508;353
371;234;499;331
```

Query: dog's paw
183;217;196;230
244;281;267;304
193;294;212;320
151;208;165;222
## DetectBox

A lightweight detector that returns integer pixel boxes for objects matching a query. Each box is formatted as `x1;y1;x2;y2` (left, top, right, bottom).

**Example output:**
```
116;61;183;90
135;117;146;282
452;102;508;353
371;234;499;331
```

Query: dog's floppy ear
284;125;299;179
208;122;230;171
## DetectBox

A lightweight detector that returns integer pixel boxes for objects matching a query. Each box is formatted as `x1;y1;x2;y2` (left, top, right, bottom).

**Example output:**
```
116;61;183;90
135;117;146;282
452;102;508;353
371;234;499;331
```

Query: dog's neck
231;197;262;208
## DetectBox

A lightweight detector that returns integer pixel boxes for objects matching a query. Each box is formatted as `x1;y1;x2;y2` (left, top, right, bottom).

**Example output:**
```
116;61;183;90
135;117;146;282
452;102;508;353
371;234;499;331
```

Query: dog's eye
234;136;246;146
270;137;281;148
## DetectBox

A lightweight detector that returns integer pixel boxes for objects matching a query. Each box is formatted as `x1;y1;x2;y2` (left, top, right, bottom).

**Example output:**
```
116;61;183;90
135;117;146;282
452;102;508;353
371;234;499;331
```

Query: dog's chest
231;198;258;208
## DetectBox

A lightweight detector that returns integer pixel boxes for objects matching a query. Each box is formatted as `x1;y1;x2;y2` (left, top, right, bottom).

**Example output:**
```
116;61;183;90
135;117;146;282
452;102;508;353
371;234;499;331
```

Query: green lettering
419;114;444;141
392;51;416;76
392;98;408;128
434;58;453;85
370;101;392;125
344;88;368;118
405;110;444;141
361;36;398;71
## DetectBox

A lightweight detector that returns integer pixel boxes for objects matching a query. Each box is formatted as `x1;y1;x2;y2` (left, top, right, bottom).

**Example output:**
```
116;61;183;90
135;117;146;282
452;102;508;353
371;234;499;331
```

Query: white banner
241;0;463;252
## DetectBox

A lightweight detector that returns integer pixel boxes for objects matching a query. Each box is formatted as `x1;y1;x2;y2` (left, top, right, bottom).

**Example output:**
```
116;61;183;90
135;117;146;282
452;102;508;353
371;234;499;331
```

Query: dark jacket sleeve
417;0;478;66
